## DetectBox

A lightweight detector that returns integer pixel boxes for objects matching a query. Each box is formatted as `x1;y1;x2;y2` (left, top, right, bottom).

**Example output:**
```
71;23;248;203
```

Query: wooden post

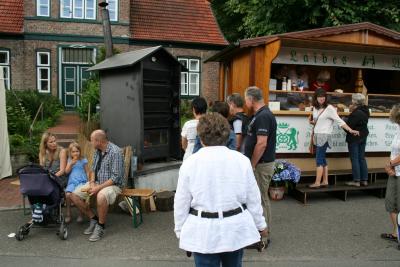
263;39;281;103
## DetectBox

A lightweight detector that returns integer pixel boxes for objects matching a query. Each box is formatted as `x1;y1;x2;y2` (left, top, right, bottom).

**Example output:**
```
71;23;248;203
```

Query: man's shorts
73;182;122;205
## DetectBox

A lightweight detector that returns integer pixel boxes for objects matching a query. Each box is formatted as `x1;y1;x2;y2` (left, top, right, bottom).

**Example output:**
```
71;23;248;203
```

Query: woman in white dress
181;97;207;160
175;113;267;267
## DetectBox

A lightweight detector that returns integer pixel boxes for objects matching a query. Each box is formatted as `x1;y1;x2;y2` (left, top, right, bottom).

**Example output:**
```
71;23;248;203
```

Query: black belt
189;205;247;219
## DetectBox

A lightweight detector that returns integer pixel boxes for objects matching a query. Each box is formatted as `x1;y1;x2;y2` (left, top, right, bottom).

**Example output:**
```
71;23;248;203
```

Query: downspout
99;1;114;58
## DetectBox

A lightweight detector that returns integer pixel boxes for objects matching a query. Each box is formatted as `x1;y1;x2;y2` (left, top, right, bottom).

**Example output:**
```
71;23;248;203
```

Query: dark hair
226;93;244;108
197;113;230;146
312;88;328;108
191;97;207;115
210;101;230;118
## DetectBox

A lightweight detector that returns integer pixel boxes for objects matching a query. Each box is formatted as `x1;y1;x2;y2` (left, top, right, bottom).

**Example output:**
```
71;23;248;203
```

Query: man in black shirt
244;86;277;235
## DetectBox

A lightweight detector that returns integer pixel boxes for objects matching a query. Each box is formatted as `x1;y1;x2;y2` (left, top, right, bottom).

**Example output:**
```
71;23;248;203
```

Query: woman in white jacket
174;112;267;267
308;89;359;188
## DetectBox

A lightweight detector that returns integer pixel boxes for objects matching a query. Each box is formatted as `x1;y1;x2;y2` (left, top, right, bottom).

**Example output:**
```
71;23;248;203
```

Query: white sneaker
83;219;97;235
89;224;104;242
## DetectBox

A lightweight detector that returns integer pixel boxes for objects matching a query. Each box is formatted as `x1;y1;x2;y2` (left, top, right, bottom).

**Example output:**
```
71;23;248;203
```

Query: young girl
64;142;90;223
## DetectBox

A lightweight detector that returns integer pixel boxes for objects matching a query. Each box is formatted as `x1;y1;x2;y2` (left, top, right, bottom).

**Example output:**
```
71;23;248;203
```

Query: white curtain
0;67;12;179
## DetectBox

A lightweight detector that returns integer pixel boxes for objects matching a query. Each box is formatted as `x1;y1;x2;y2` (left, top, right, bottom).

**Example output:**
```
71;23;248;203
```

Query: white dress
181;119;198;160
174;146;266;254
390;133;400;176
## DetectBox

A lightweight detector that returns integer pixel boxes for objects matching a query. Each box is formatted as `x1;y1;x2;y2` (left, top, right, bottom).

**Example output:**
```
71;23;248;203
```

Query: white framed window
178;57;200;96
60;0;96;20
0;50;10;90
85;0;96;20
37;0;50;17
36;52;51;93
107;0;118;21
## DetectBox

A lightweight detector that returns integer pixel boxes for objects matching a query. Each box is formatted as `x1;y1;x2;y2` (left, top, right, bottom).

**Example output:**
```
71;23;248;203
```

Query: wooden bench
121;188;155;228
292;180;386;204
285;157;388;204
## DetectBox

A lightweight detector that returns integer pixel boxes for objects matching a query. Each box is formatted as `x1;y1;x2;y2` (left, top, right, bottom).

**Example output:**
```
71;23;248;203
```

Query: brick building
0;0;227;109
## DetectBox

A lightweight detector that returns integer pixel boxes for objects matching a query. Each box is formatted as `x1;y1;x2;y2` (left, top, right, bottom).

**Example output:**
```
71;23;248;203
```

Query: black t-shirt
244;106;277;163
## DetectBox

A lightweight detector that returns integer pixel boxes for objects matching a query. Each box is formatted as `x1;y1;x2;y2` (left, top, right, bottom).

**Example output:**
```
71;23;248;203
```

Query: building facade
0;0;227;108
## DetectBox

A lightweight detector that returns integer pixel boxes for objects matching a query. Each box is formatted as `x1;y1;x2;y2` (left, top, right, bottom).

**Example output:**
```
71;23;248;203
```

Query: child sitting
64;142;89;223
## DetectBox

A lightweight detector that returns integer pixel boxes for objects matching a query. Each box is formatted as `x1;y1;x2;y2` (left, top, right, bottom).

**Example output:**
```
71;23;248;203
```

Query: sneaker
83;219;97;235
76;215;83;223
360;181;368;186
89;224;104;242
345;181;360;187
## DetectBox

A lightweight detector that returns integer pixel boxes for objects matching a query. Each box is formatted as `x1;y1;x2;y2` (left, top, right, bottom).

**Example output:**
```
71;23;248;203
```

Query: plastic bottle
282;77;287;91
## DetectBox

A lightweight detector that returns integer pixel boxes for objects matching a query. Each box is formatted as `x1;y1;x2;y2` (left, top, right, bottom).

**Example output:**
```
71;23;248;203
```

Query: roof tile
131;0;227;45
0;0;23;34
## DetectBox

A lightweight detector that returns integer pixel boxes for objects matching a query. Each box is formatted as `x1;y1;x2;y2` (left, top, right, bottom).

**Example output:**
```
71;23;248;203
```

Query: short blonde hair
390;104;400;125
68;142;82;160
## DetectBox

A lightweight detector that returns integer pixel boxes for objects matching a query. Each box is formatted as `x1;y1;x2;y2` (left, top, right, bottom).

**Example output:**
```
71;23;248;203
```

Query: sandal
308;184;320;189
381;233;398;242
320;183;329;187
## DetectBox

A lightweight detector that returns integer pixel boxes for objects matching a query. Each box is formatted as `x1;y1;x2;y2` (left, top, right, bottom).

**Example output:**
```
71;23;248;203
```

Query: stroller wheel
16;227;25;241
59;224;68;240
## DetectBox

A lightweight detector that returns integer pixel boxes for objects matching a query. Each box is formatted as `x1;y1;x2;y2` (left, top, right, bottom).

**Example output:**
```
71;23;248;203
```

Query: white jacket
174;146;266;254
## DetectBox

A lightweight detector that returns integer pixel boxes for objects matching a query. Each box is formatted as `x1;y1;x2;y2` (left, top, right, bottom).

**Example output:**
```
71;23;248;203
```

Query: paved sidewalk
0;177;23;210
1;193;399;267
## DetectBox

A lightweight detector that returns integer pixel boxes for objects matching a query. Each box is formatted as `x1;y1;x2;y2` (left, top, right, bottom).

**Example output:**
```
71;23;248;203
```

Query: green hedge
6;90;64;161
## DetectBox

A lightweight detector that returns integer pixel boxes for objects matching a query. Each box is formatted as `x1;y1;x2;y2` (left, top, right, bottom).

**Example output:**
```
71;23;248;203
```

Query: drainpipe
99;1;114;58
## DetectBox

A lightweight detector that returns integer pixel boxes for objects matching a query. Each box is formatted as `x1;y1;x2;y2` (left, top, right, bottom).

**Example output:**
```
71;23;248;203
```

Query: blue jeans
315;142;329;167
348;141;368;181
193;249;243;267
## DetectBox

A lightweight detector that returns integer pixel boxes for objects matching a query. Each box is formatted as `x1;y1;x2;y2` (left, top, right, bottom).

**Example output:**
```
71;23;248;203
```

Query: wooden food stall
207;22;400;179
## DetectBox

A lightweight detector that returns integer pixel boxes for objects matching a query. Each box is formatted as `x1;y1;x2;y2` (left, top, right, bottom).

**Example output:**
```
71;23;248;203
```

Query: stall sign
276;116;398;153
273;47;400;71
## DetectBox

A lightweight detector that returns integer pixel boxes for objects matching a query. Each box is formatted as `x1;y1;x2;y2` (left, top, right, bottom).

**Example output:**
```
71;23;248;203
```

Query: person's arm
329;105;359;136
65;158;77;174
389;155;400;167
181;122;188;150
233;120;243;151
245;161;267;232
55;149;67;177
235;135;242;151
251;135;267;169
181;137;188;150
174;166;192;239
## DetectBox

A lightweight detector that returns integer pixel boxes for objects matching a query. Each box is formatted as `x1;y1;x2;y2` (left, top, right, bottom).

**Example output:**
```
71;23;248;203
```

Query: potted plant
269;160;301;200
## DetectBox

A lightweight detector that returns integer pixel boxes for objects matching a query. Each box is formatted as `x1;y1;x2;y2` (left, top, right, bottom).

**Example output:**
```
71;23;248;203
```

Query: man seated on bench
70;129;124;242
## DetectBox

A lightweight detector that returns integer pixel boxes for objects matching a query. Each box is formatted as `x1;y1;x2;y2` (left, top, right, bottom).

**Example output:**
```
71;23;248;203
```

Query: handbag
309;108;326;155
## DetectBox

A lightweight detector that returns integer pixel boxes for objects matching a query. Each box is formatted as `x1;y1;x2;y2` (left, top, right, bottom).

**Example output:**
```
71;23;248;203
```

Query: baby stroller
16;164;68;241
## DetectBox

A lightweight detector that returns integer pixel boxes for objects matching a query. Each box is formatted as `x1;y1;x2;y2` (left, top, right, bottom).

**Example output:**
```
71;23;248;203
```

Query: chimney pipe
99;1;114;58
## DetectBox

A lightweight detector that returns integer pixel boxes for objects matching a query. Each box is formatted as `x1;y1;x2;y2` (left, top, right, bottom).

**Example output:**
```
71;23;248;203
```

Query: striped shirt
91;142;124;187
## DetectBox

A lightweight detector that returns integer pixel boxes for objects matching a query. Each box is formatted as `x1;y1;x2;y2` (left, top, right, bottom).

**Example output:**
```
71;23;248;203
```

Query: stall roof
88;46;185;71
206;22;400;62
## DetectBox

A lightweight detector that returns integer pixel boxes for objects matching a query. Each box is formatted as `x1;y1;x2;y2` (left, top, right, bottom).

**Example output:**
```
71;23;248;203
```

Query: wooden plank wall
231;50;250;96
318;31;400;47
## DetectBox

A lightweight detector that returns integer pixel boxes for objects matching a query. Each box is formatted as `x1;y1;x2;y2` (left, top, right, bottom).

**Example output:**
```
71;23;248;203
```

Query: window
37;0;50;17
37;52;51;93
60;0;96;20
0;50;10;90
178;58;200;96
107;0;118;21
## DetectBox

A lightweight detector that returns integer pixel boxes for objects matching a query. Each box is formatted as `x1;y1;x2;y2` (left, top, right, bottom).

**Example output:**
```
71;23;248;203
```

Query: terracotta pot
269;186;285;201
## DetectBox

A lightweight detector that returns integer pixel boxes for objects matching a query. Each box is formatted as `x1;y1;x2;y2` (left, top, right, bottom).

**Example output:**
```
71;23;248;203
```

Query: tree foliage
212;0;400;41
